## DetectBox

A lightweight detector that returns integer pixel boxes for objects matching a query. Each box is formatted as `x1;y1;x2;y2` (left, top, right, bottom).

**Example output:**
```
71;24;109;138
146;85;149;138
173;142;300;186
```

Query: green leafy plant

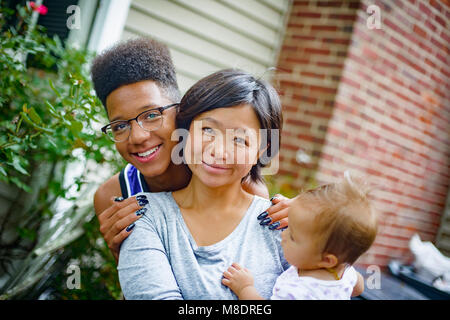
0;3;124;299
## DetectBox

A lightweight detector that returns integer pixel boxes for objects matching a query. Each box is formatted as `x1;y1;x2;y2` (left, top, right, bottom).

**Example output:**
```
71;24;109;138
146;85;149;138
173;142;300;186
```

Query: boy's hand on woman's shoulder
94;181;148;262
257;194;292;230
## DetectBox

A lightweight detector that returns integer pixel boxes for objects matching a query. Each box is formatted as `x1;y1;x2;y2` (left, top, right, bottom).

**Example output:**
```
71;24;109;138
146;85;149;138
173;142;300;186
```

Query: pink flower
29;1;48;15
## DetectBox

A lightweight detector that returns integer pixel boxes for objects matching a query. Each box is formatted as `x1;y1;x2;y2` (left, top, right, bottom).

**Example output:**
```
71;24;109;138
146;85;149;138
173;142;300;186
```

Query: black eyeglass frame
101;103;179;142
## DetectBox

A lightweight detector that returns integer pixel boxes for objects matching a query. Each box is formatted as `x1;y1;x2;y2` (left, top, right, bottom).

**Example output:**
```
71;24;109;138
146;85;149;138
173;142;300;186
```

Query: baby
222;172;378;300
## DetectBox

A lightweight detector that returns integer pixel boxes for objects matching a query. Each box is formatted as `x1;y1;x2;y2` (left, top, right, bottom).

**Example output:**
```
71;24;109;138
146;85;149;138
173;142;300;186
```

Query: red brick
292;1;310;7
300;71;325;79
424;58;436;69
286;118;311;128
295;12;321;18
321;37;351;45
304;47;331;55
390;35;404;49
435;14;447;28
328;13;356;20
429;0;443;12
304;110;332;119
348;1;360;9
308;85;337;94
317;1;344;7
413;24;428;38
424;19;437;32
285;57;309;65
316;61;344;68
341;76;360;89
291;94;318;104
292;34;315;41
345;120;361;130
279;79;303;89
311;25;338;32
328;127;348;139
287;22;305;29
297;134;325;144
351;94;366;105
441;31;450;45
366;89;380;99
419;2;433;17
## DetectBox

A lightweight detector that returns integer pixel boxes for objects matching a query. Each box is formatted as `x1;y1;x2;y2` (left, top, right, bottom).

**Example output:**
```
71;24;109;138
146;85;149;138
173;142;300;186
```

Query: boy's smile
106;80;178;179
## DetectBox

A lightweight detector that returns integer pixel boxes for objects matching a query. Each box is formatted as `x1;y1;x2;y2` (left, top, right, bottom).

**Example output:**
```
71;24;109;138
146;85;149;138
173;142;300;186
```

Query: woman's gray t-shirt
117;192;289;300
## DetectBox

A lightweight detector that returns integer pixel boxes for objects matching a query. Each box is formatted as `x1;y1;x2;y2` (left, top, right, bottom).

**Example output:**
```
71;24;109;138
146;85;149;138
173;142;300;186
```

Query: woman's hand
257;194;292;230
97;195;148;262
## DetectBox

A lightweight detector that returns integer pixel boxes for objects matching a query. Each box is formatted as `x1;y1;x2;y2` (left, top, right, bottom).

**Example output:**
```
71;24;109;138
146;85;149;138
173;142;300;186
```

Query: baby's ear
317;253;339;269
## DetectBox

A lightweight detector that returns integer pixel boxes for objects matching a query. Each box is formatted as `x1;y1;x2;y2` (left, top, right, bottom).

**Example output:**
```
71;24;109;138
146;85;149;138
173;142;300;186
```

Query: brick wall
276;0;361;185
276;0;450;267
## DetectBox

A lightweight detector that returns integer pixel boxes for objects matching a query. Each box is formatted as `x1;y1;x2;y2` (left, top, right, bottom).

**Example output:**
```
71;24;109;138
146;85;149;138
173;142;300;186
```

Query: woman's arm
117;213;183;300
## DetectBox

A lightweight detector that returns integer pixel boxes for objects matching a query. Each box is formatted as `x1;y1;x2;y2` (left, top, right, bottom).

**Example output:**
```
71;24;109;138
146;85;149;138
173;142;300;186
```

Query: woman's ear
317;253;339;269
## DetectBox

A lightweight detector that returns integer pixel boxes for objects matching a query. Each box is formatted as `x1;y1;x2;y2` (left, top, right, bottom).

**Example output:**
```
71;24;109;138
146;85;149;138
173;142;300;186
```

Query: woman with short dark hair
117;69;289;299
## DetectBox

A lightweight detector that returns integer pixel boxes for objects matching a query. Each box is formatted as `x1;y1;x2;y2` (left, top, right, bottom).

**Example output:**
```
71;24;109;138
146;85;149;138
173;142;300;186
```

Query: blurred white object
409;233;450;292
295;149;311;164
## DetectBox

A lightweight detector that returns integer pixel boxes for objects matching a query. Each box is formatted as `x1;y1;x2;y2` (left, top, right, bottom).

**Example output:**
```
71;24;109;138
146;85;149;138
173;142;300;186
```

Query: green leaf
46;101;61;118
28;107;42;124
70;120;83;133
10;156;29;175
48;79;61;98
9;176;32;192
17;227;37;241
20;112;54;133
0;166;7;177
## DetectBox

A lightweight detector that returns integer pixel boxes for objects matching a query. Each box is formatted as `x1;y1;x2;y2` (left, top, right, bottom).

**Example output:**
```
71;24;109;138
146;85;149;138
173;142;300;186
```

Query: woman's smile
201;161;232;174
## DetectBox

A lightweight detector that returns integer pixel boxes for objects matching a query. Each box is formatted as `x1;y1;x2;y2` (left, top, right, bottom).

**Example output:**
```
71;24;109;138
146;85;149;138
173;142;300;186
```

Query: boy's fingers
105;211;142;240
223;271;232;279
277;217;288;229
100;201;141;235
270;194;289;204
266;207;289;224
109;226;136;254
100;196;138;221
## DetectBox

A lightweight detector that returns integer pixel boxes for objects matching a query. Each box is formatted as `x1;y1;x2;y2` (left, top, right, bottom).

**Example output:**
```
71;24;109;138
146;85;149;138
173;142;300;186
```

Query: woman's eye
202;127;215;135
234;137;247;145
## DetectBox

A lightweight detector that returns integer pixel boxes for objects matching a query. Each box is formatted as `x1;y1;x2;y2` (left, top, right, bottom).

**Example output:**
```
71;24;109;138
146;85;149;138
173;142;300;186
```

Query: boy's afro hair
91;37;180;107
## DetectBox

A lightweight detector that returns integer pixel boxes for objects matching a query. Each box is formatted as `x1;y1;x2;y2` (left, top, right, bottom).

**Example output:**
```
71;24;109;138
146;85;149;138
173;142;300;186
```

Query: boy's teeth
137;145;159;157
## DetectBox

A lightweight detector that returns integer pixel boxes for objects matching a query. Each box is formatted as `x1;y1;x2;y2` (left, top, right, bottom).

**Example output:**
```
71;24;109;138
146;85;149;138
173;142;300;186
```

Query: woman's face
106;80;178;178
184;104;263;188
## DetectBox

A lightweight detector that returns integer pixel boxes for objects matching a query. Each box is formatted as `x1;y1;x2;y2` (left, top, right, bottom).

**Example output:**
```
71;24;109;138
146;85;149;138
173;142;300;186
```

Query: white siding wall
121;0;291;93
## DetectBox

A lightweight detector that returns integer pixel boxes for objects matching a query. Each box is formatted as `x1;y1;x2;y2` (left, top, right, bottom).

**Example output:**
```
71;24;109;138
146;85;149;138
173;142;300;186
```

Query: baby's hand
222;263;254;296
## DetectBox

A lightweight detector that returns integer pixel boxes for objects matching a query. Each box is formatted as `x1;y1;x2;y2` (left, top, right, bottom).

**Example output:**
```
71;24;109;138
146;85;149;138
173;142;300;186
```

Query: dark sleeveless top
118;163;150;198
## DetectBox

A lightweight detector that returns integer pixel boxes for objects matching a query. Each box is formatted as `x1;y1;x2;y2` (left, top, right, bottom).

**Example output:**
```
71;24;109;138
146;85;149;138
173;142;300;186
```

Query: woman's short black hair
90;37;181;108
176;69;283;183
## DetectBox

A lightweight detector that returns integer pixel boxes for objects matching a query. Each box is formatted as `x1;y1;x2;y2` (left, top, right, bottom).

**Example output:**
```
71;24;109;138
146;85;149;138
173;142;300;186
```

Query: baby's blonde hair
295;171;378;265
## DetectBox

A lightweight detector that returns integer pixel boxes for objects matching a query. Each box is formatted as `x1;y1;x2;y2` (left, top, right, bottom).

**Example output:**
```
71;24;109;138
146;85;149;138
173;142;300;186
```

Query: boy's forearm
237;286;265;300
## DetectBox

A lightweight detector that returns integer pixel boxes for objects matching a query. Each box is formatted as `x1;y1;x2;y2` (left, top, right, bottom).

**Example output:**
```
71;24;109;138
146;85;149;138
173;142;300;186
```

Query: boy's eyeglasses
101;103;179;142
